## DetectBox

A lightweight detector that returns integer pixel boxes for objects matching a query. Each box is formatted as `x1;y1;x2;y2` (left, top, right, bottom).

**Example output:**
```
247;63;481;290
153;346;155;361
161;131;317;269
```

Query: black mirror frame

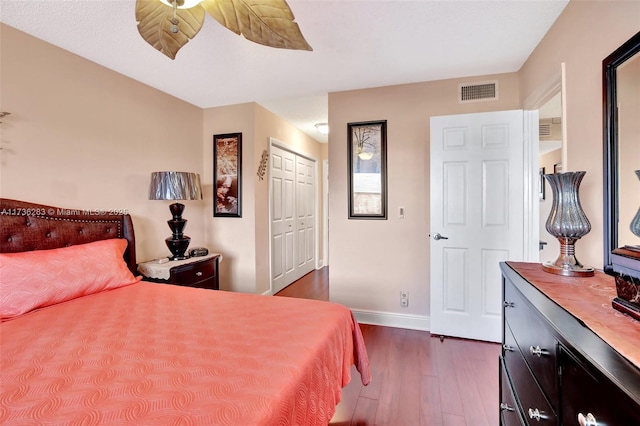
347;120;388;220
603;31;640;276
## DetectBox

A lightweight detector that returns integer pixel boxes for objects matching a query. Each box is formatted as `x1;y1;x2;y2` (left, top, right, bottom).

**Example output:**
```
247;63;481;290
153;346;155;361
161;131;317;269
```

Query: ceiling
0;0;569;143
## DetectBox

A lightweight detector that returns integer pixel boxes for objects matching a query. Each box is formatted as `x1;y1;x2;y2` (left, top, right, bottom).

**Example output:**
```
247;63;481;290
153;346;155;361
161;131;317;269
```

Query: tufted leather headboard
0;199;137;275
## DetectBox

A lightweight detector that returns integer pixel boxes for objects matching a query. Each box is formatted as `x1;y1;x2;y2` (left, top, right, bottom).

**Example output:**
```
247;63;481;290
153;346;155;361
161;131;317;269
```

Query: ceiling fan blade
136;0;205;59
201;0;312;51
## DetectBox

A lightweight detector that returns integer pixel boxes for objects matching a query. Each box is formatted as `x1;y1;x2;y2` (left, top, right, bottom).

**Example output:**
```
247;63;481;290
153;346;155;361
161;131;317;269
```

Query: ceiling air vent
459;81;498;103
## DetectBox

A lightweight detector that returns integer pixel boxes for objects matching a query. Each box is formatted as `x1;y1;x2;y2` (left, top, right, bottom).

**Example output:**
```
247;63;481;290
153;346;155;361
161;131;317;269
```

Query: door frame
268;137;320;295
322;159;329;268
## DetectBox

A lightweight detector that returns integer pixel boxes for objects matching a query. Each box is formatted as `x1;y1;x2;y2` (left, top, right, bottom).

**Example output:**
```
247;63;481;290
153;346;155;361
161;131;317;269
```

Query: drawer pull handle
503;301;515;308
528;408;544;421
502;344;515;352
500;402;514;412
196;272;203;277
529;345;546;357
578;413;597;426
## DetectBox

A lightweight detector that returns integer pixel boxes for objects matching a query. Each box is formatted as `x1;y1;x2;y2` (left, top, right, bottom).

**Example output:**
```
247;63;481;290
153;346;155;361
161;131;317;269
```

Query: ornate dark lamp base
165;202;191;260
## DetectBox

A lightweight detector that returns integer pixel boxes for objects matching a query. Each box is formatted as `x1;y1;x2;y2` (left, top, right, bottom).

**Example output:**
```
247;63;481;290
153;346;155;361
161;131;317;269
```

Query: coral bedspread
0;282;370;425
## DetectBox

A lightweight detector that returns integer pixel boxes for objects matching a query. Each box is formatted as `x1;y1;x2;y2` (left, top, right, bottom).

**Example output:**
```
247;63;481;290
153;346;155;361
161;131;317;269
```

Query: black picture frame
539;167;546;200
347;120;388;219
213;132;242;218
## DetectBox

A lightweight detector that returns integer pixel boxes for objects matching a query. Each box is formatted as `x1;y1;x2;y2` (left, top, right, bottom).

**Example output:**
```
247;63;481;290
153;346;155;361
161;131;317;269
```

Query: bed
0;199;370;425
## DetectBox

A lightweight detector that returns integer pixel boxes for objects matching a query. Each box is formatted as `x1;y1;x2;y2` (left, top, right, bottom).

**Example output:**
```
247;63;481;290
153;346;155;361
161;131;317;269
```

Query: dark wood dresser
499;262;640;426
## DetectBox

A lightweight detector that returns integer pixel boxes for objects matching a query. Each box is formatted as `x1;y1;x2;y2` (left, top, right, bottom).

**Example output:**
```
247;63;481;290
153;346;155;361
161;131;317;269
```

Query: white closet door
271;146;297;294
270;143;316;293
295;155;315;279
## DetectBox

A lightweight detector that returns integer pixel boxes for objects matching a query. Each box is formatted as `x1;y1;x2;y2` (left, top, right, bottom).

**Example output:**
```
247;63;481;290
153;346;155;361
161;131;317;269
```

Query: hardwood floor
275;267;501;426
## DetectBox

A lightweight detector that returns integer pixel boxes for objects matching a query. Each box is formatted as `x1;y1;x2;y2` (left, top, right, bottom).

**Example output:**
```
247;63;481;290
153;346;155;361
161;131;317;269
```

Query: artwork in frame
539;167;546;200
213;133;242;217
347;120;388;219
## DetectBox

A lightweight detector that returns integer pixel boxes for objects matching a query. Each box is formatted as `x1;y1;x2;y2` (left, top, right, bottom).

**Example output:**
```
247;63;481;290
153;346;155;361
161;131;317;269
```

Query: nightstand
137;254;220;290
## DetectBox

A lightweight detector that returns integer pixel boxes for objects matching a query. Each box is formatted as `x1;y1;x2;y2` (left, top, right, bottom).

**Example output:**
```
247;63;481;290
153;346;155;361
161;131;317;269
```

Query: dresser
500;262;640;426
138;254;220;290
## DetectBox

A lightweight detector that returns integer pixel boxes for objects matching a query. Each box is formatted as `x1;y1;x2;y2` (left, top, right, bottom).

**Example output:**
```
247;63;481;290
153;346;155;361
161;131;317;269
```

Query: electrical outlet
400;290;409;307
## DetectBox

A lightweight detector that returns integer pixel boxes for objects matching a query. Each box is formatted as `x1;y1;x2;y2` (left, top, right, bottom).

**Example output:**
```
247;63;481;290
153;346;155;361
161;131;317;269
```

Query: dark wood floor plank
278;267;501;426
450;339;492;425
442;412;467;426
434;337;465;417
350;397;378;426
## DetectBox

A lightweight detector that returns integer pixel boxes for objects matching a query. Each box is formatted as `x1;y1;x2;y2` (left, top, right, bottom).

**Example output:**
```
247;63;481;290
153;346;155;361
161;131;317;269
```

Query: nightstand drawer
170;258;216;286
138;254;220;290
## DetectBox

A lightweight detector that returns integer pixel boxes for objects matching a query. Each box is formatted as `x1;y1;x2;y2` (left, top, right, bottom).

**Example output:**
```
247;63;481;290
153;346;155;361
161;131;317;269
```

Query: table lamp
149;171;202;260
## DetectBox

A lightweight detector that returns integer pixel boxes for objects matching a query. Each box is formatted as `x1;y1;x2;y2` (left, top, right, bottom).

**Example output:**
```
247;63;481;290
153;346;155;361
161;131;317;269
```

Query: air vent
459;81;498;103
539;117;562;140
539;123;551;137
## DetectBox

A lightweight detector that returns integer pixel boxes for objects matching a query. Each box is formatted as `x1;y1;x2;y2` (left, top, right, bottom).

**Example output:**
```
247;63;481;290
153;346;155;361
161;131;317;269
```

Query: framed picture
554;162;563;173
347;120;387;219
539;167;546;200
213;133;242;217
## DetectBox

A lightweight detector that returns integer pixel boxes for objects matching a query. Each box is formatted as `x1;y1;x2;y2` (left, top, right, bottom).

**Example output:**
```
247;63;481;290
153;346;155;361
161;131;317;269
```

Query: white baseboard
352;309;430;331
261;289;273;296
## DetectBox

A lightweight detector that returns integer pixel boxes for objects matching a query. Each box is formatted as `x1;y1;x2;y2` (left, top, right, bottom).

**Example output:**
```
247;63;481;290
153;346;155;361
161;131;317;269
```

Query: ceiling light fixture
136;0;312;60
315;123;329;135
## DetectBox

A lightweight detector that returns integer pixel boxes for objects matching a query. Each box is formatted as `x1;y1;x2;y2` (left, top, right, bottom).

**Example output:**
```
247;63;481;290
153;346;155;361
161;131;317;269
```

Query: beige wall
0;24;205;263
203;102;326;293
519;0;640;270
328;73;520;317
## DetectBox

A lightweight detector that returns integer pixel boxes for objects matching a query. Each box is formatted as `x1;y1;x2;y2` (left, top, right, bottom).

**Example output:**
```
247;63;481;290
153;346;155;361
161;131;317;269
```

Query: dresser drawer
500;357;526;426
560;346;640;426
170;257;216;287
505;337;556;424
504;281;558;407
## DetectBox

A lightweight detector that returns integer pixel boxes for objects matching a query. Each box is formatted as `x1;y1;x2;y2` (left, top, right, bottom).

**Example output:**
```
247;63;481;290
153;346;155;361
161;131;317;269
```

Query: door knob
433;233;449;240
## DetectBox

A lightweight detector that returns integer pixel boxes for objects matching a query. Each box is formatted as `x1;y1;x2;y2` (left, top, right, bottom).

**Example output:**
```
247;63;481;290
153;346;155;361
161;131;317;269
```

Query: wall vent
459;81;498;103
539;117;562;140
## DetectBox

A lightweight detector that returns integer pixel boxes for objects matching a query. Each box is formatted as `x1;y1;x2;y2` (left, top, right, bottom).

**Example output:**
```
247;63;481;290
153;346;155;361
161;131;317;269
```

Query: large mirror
603;31;640;280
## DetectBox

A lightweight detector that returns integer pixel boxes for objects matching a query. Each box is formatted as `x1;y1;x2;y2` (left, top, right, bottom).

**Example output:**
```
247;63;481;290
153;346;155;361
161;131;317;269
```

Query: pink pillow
0;238;141;320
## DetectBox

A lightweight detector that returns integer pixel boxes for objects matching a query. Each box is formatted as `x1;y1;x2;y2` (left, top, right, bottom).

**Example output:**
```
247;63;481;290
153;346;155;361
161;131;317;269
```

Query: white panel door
430;110;527;343
295;155;315;279
271;145;297;294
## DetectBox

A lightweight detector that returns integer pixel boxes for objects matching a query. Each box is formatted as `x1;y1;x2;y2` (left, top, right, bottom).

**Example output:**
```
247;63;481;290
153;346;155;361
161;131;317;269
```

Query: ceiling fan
136;0;313;60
